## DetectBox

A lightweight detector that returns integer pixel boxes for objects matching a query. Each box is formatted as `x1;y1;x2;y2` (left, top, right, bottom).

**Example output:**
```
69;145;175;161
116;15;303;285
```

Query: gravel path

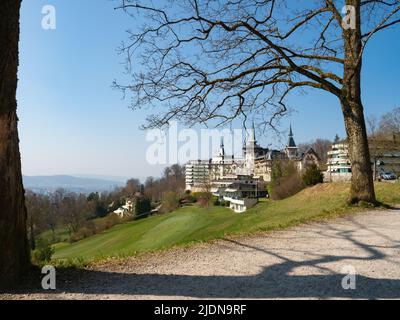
2;209;400;300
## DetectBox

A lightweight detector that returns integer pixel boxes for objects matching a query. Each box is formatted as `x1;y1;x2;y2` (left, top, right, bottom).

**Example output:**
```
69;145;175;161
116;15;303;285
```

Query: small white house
113;200;134;218
224;196;258;213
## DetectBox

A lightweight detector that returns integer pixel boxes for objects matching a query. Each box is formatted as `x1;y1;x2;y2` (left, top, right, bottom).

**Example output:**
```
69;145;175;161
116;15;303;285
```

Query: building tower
218;137;226;178
219;136;225;160
245;122;256;174
285;125;298;159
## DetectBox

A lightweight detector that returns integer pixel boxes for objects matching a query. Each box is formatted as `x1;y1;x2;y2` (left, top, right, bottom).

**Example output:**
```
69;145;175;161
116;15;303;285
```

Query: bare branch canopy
114;0;399;130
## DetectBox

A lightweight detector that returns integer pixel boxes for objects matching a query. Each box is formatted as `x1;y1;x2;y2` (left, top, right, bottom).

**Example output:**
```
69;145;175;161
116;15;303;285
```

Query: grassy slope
53;182;400;263
39;215;125;245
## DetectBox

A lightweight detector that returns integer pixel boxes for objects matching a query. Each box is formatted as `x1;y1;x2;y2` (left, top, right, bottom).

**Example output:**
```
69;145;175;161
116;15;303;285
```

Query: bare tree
313;139;333;165
198;180;213;208
299;138;332;164
114;0;400;204
161;191;180;213
366;114;378;136
59;193;90;236
379;107;400;134
145;164;185;201
0;0;30;286
25;191;40;251
124;178;141;196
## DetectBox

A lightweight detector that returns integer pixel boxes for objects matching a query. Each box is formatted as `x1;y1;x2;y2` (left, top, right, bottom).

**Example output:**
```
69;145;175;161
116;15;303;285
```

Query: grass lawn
52;182;400;264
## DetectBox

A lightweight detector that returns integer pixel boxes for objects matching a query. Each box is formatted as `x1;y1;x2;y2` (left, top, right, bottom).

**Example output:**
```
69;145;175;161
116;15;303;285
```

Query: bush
267;184;274;198
220;200;230;207
135;197;152;218
302;164;324;186
70;227;94;242
212;196;220;206
161;191;180;213
271;173;304;200
70;221;96;242
69;214;131;243
196;192;213;208
32;244;54;265
270;160;305;200
192;192;210;201
94;214;124;234
181;193;197;204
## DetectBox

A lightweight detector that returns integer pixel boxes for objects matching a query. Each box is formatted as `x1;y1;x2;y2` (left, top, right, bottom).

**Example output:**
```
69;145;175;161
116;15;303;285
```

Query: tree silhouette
0;0;30;286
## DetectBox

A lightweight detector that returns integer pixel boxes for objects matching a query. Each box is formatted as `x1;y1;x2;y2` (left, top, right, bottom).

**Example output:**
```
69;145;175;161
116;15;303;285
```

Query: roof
287;125;297;148
302;147;321;161
287;137;297;148
267;149;286;160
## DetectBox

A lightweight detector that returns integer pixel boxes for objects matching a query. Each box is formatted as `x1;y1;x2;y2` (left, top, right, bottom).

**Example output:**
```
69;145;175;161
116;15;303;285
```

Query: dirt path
2;209;400;300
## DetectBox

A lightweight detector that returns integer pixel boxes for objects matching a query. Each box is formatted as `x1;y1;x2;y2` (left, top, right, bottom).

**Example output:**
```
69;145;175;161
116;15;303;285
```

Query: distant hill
71;174;130;183
23;175;125;194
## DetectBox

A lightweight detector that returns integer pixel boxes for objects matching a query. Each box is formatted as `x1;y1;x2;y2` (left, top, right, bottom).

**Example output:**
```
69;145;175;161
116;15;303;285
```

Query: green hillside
53;182;400;264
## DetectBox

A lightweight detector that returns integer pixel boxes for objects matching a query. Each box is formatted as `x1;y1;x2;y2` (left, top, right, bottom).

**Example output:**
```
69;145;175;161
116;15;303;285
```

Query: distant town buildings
214;175;268;213
325;142;352;182
185;160;211;192
254;126;320;182
185;125;320;192
211;175;267;197
183;124;400;213
375;151;400;174
113;192;150;218
113;199;134;218
184;125;320;213
185;125;400;213
325;137;400;182
227;197;259;213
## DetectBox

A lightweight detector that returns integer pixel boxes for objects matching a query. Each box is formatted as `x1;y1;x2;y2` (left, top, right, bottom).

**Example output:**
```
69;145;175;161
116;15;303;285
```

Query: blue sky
17;0;400;179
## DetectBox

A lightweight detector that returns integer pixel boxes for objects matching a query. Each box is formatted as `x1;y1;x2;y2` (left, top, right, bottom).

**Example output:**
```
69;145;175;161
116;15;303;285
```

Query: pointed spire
219;136;225;157
287;125;297;148
248;121;256;142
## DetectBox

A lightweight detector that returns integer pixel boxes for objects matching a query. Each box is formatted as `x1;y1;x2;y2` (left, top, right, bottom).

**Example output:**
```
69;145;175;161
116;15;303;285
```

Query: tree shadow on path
3;212;400;299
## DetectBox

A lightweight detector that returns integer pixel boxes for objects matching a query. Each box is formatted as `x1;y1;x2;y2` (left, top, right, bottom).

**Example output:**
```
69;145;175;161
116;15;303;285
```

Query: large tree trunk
341;99;376;204
0;0;30;287
341;0;376;204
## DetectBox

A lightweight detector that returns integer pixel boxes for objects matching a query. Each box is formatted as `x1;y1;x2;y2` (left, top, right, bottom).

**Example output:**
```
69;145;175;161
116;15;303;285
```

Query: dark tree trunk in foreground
0;0;30;287
341;0;375;203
